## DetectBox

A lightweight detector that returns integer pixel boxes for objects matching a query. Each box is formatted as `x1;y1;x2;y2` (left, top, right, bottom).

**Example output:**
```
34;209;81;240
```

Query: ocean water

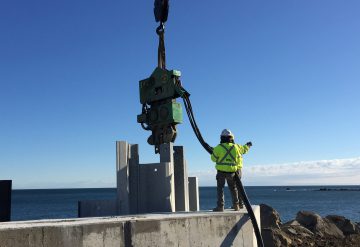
10;186;360;223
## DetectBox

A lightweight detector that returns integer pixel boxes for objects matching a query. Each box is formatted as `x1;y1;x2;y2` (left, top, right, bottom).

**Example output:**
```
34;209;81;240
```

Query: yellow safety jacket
211;143;249;172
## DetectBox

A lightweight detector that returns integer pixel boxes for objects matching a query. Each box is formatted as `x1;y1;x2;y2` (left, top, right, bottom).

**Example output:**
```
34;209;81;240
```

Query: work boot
213;206;224;212
231;203;244;210
233;204;240;211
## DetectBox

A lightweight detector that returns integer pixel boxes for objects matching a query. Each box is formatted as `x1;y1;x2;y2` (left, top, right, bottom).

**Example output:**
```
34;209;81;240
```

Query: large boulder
295;211;344;238
326;215;360;235
260;204;282;229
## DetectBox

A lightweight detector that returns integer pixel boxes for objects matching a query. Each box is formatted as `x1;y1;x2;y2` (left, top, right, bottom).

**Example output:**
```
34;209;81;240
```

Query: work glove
246;142;252;147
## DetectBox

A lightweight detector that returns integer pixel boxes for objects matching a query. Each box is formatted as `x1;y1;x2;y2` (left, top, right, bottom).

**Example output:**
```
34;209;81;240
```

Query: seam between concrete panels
124;221;133;247
40;227;44;247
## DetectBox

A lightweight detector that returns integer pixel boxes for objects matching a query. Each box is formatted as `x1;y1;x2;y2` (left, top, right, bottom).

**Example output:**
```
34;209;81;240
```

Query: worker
211;129;252;211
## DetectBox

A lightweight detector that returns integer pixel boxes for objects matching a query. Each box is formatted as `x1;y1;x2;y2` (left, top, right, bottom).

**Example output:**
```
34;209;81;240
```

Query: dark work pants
216;171;239;207
235;169;244;206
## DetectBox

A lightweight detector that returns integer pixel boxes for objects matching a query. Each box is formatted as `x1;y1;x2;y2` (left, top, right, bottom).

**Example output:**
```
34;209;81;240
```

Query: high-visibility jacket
211;143;249;172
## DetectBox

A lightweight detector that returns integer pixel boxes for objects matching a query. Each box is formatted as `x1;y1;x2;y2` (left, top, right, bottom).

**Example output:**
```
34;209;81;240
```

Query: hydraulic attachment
137;67;184;153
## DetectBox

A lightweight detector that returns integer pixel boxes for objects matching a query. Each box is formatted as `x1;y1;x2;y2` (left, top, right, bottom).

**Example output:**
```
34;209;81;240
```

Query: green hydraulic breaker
137;67;184;153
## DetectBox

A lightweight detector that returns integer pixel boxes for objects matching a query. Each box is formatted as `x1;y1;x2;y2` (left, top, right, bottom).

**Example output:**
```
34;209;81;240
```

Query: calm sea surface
10;186;360;222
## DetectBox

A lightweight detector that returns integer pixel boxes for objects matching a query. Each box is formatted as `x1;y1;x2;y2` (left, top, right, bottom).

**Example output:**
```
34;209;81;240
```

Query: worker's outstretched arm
237;142;252;155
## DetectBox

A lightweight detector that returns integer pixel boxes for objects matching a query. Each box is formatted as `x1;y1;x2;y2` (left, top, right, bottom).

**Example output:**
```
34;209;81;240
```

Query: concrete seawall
0;207;260;247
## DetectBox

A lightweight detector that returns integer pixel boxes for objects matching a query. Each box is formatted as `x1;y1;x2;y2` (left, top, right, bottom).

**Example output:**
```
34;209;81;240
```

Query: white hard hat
221;129;234;138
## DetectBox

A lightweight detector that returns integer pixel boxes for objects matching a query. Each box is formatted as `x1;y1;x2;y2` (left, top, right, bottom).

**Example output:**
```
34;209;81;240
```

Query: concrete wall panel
116;141;130;215
0;220;125;247
138;162;175;213
0;180;12;222
129;144;140;214
174;146;189;212
0;228;43;247
188;177;199;211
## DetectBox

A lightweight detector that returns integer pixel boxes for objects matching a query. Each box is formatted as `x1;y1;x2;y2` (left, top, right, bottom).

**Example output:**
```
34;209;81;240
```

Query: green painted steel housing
139;67;182;104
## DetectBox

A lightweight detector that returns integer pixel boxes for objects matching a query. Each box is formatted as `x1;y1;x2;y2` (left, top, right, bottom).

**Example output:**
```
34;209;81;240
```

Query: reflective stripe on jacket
211;143;249;172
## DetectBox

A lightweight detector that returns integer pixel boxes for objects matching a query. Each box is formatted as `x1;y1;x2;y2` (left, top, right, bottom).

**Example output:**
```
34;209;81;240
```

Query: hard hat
221;129;234;138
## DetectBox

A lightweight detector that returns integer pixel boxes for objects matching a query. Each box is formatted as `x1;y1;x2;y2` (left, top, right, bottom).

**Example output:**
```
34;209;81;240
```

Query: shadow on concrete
220;215;250;247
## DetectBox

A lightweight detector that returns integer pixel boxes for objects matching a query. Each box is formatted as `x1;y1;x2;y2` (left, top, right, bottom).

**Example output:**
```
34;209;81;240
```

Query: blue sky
1;0;359;188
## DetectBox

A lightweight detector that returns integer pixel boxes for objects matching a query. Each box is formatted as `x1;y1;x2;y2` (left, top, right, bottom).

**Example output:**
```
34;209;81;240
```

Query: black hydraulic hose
178;86;213;154
179;86;264;247
234;174;264;247
183;97;213;154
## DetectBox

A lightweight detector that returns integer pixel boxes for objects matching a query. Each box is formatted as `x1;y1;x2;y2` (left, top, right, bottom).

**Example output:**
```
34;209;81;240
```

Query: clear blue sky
1;0;359;188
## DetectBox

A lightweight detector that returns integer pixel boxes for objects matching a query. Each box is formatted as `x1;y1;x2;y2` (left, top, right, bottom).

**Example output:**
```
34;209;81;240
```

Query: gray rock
261;228;292;247
326;215;359;235
283;220;301;226
287;227;297;235
261;228;281;247
260;204;282;229
295;211;344;238
281;224;314;238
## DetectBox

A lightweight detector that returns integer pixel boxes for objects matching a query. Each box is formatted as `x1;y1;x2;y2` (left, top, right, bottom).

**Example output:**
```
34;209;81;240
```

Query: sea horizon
11;184;360;190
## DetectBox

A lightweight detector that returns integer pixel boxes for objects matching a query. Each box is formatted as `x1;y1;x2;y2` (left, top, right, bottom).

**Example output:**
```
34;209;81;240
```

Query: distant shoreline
11;185;360;190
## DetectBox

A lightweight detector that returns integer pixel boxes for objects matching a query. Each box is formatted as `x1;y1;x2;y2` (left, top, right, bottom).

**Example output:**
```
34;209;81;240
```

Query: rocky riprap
260;204;360;247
